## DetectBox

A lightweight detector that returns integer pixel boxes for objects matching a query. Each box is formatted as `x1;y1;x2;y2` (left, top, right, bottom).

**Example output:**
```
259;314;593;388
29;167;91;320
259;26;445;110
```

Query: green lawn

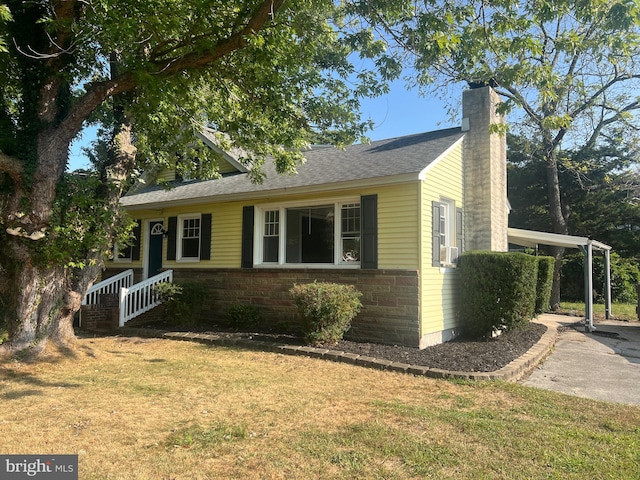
1;335;639;479
559;302;637;321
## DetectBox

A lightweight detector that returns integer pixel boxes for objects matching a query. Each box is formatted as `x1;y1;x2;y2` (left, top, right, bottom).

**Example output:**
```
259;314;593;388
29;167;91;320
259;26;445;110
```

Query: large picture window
257;201;360;266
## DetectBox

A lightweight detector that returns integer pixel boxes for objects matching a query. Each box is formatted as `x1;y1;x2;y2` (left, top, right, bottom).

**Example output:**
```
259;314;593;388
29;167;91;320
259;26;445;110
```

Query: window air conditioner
446;246;459;264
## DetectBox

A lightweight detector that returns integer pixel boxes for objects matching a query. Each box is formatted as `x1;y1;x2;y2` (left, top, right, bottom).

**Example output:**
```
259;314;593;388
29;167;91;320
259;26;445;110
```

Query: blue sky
359;79;461;140
68;79;462;171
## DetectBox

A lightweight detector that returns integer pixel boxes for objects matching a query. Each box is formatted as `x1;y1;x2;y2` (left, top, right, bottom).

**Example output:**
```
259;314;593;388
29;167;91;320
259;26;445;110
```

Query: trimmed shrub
535;256;555;314
560;252;639;303
154;281;209;326
290;281;362;346
458;251;538;338
153;281;183;303
227;303;262;330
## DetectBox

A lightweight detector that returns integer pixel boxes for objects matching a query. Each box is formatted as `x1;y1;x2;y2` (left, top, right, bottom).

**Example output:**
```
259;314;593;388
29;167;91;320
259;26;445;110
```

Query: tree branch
569;73;640;120
56;0;285;149
0;151;23;186
495;85;544;127
146;0;284;76
585;99;640;148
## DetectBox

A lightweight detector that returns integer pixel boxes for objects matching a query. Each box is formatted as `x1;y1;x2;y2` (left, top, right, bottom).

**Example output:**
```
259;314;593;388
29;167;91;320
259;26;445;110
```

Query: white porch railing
119;270;173;326
83;269;134;306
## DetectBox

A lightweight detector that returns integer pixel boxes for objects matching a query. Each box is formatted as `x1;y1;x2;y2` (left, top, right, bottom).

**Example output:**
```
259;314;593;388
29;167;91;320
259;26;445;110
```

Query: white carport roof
507;228;611;251
507;227;612;332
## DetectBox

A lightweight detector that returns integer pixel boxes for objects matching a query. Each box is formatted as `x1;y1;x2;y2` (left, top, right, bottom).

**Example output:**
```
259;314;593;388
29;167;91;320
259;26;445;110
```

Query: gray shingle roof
122;127;464;208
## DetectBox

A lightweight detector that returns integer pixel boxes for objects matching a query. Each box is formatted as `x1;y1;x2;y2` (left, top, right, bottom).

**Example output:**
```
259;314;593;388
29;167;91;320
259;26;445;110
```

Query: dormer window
176;153;202;182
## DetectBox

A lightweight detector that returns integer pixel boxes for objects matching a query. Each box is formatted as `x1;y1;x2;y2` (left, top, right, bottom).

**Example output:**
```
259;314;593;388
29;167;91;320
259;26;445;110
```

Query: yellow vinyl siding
373;184;420;270
216;160;241;175
160;204;239;269
250;185;419;269
419;142;464;339
210;203;242;267
115;184;423;271
110;212;152;269
156;167;176;182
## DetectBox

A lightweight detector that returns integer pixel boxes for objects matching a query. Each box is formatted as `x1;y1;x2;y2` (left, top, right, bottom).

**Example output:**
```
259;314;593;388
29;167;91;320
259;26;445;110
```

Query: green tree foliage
0;4;10;52
508;134;640;258
561;252;639;303
355;0;640;308
0;0;398;355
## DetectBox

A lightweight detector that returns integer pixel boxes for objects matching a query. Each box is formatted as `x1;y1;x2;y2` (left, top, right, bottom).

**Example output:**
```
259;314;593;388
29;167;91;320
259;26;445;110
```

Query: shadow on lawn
0;367;83;400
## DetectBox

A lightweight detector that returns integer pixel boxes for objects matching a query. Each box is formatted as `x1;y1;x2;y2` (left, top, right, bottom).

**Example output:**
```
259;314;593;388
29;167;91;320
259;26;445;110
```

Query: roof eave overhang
121;172;421;211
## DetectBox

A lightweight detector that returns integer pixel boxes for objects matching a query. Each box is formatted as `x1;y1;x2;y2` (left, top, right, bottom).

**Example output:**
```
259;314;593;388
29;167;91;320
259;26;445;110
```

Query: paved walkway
523;315;640;406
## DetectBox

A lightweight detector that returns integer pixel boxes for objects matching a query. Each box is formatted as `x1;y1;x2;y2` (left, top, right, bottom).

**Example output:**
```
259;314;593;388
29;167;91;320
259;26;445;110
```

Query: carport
507;228;612;332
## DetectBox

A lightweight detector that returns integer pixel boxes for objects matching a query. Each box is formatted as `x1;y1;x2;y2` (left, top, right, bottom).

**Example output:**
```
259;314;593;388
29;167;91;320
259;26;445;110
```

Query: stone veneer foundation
104;267;421;347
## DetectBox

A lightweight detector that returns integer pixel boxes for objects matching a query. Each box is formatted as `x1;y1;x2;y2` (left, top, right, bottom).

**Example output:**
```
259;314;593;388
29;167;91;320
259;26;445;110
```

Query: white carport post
604;249;612;319
581;241;595;332
507;228;612;333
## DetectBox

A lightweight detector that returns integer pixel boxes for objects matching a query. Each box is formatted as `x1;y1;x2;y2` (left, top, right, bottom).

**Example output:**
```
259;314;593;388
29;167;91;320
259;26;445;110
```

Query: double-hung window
263;210;280;263
257;200;361;266
341;203;361;262
178;214;201;261
432;199;461;267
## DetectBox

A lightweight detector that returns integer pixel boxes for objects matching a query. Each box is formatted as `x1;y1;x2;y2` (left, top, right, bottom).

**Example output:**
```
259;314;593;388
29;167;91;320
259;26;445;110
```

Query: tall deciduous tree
0;0;397;356
355;0;640;308
508;133;640;258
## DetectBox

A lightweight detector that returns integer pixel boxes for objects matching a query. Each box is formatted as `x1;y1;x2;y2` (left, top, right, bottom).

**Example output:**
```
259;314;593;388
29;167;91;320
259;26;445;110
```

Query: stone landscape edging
118;319;560;382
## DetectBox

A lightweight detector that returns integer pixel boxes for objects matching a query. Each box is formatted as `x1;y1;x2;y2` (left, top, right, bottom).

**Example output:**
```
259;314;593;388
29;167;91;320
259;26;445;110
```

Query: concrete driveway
524;317;640;406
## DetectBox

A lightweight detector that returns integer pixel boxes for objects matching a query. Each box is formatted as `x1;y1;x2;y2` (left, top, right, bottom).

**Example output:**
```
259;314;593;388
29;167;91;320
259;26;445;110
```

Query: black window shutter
200;213;212;260
167;216;177;261
361;195;378;269
131;220;142;261
241;206;254;268
456;207;463;253
432;201;442;267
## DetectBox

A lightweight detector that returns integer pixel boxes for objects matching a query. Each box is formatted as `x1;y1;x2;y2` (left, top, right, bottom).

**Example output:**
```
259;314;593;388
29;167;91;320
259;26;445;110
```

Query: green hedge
153;281;209;327
227;303;262;329
535;256;555;314
458;251;538;338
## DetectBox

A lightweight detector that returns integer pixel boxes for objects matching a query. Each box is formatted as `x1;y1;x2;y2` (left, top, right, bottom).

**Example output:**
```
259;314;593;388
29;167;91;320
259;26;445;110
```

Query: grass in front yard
2;335;640;479
559;302;637;321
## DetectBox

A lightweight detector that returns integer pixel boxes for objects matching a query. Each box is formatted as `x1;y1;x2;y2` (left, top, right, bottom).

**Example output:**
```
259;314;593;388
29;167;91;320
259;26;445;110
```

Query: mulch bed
133;320;547;373
330;323;547;372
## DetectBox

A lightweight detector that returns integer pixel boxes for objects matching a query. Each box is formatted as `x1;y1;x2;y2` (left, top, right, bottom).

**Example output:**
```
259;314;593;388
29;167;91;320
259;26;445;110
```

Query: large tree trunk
1;243;69;357
0;122;136;358
545;149;569;310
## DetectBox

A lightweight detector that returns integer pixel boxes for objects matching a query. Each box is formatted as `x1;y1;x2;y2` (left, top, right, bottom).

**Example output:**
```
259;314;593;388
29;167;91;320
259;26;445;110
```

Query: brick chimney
462;86;508;252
